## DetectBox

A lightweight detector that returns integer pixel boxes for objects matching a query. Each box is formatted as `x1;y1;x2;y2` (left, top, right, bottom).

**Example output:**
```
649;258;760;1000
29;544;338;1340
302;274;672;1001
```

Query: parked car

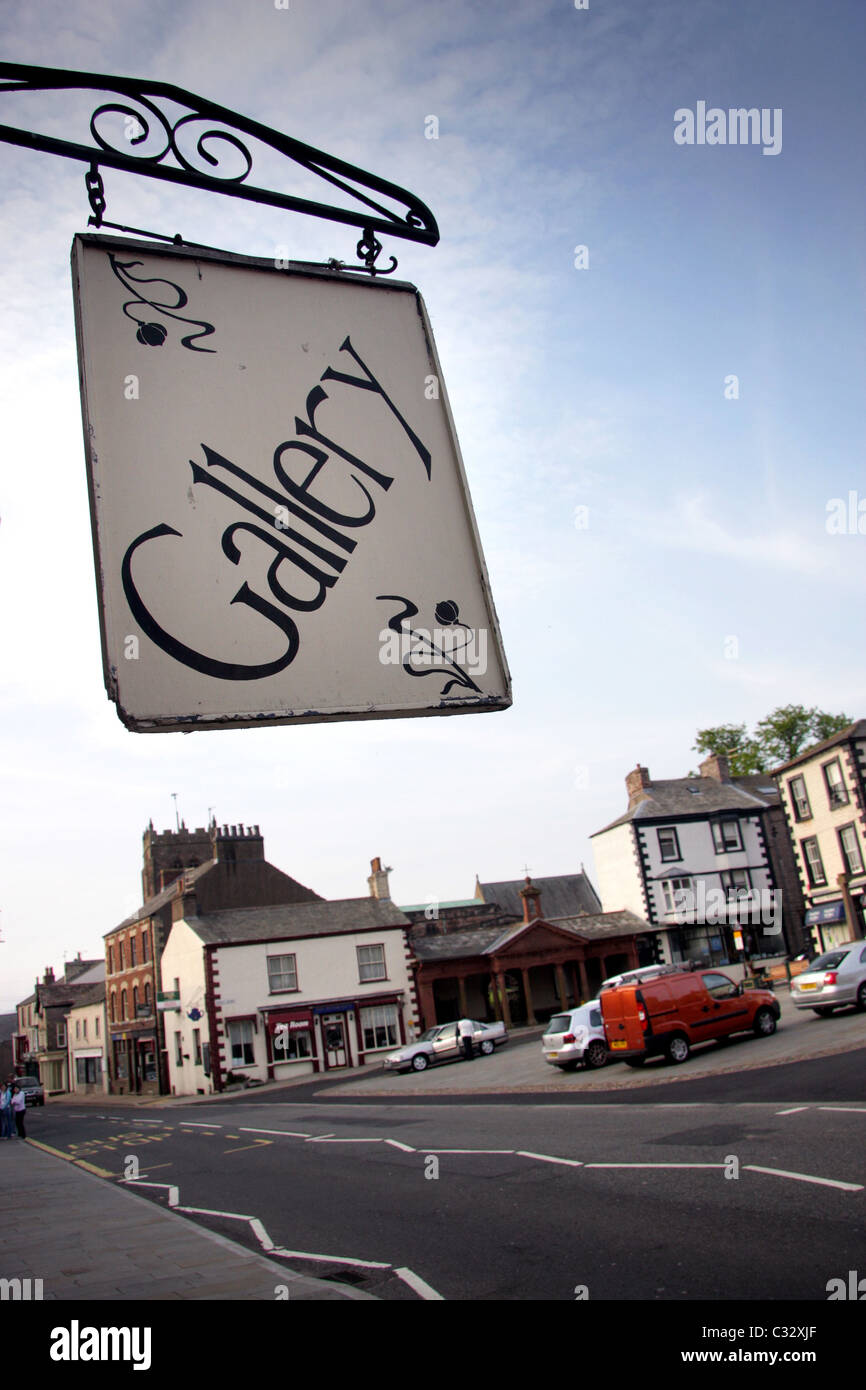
13;1075;44;1106
789;942;866;1015
600;967;780;1066
542;1002;608;1070
383;1019;507;1072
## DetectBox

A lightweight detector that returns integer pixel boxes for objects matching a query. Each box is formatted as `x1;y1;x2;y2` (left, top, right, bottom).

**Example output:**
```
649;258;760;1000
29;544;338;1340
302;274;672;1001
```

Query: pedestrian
0;1081;12;1138
10;1084;26;1139
458;1017;474;1061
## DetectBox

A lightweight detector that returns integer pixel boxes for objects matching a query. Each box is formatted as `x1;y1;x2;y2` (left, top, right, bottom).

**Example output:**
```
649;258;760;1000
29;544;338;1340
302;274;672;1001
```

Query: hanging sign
71;235;511;731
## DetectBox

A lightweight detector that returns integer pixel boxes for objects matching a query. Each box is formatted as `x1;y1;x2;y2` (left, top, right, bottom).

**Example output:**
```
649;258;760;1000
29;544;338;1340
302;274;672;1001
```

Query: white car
542;1002;608;1070
383;1019;508;1072
790;942;866;1014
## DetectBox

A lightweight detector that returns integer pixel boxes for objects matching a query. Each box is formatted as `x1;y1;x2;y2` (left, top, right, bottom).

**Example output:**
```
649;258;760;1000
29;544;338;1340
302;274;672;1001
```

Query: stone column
457;975;469;1017
493;970;512;1028
554;963;569;1011
521;968;537;1025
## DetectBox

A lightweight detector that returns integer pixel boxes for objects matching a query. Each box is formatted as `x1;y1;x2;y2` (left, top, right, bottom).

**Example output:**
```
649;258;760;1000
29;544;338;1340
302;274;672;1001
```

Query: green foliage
694;705;852;773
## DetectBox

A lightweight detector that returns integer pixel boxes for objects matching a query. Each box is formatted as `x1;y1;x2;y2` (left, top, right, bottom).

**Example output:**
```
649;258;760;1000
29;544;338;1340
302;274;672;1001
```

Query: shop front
262;992;406;1078
110;1027;159;1095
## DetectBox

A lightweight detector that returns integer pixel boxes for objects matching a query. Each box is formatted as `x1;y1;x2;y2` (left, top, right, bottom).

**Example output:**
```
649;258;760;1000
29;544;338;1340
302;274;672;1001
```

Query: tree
693;706;852;774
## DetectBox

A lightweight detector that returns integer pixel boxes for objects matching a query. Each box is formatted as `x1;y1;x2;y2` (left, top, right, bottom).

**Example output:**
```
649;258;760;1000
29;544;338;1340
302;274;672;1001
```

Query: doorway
321;1014;348;1069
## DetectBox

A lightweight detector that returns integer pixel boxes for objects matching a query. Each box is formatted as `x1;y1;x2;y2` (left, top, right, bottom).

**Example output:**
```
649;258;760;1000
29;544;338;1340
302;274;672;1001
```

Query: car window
859;947;866;965
809;950;850;972
702;972;738;999
439;1023;457;1038
545;1014;572;1034
589;1009;602;1027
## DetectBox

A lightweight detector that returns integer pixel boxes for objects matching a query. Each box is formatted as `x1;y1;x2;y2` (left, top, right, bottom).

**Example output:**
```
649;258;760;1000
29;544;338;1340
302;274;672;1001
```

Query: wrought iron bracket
0;62;439;272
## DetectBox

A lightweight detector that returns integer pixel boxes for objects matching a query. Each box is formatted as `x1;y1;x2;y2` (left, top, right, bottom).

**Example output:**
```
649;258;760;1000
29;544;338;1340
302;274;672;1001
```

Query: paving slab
0;1141;374;1301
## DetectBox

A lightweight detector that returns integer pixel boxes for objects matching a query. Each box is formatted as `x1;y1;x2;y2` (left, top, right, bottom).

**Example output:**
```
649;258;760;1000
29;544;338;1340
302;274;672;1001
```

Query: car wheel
813;1006;835;1017
624;1057;646;1069
480;1040;495;1056
411;1053;429;1071
664;1034;690;1065
856;983;866;1012
753;1007;776;1037
584;1040;608;1069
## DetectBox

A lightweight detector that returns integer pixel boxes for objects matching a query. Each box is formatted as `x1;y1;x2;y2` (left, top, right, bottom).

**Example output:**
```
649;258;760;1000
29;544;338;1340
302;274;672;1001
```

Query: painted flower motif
434;600;460;625
136;322;168;346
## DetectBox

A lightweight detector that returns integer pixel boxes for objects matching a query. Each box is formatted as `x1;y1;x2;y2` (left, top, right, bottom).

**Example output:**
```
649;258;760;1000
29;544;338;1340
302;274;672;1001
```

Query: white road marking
776;1106;809;1115
385;1139;416;1152
517;1151;582;1167
818;1106;866;1114
239;1127;312;1137
305;1137;384;1144
394;1266;445;1300
271;1248;391;1269
585;1163;725;1169
179;1121;223;1128
305;1133;336;1142
122;1179;179;1207
423;1148;515;1155
744;1164;863;1192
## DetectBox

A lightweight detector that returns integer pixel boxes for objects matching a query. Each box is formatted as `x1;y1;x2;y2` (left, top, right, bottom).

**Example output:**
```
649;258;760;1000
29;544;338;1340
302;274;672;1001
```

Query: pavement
0;1139;374;1300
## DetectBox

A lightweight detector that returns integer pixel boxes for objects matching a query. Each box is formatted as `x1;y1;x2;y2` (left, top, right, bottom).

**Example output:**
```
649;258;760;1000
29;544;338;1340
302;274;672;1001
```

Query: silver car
790;942;866;1015
383;1019;507;1072
542;1002;608;1070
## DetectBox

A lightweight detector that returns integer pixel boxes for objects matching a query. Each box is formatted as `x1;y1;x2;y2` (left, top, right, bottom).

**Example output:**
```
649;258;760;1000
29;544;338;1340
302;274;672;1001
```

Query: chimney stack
367;857;391;900
625;764;651;805
519;876;542;923
699;753;731;783
43;966;55;985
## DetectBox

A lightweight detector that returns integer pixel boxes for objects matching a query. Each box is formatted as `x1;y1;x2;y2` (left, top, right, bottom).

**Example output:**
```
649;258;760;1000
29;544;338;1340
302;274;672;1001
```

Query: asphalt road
32;1051;866;1302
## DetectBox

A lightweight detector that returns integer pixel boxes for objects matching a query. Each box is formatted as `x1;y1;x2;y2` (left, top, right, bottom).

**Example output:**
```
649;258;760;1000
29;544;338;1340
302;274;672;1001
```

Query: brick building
104;821;322;1096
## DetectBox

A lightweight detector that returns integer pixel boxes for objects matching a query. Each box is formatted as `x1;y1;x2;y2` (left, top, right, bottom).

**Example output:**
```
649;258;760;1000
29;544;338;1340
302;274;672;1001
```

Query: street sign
72;234;511;732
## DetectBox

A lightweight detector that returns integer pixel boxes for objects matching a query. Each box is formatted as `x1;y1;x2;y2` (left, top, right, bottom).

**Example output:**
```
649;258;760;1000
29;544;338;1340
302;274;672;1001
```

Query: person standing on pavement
10;1084;26;1139
458;1017;475;1061
0;1081;12;1138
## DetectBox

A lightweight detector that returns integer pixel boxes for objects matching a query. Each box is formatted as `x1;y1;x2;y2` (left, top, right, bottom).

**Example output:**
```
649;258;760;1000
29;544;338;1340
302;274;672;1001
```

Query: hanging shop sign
71;234;511;732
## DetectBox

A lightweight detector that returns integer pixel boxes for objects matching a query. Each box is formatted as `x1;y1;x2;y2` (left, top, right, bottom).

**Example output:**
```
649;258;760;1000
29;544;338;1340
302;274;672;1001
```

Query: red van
601;966;780;1066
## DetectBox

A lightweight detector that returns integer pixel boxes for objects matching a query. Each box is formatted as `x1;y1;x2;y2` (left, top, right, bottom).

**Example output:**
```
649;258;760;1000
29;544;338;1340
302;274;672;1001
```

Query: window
823;759;849;810
702;972;738;1000
789;776;811;822
267;954;298;993
360;1004;399;1051
95;1015;100;1038
174;1031;183;1066
273;1024;312;1061
109;993;116;1023
120;990;127;1021
107;946;113;973
802;837;827;887
141;931;150;963
839;824;864;876
56;1023;66;1047
711;817;743;853
82;1018;87;1039
133;986;139;1015
193;1029;202;1065
357;943;387;982
229;1020;255;1066
76;1057;101;1085
721;868;751;899
75;1020;81;1039
117;942;124;970
144;982;152;1010
657;827;681;862
129;937;137;967
661;877;695;915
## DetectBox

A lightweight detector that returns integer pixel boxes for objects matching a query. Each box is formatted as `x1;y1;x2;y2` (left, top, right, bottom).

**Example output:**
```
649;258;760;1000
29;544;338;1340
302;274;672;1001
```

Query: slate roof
112;859;217;931
771;719;866;774
476;874;602;919
592;777;774;835
181;896;410;946
65;981;106;1011
411;909;649;961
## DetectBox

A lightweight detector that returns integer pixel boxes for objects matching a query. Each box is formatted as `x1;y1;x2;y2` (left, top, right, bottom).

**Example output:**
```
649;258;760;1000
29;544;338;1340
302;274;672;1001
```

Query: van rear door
602;986;646;1056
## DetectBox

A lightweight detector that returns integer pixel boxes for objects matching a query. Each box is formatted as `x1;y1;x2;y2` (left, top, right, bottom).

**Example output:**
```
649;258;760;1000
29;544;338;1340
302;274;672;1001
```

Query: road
32;1048;866;1302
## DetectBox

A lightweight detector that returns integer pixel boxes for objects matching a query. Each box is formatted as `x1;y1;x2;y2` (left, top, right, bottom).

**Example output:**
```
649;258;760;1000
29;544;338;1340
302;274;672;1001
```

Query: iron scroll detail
0;62;439;250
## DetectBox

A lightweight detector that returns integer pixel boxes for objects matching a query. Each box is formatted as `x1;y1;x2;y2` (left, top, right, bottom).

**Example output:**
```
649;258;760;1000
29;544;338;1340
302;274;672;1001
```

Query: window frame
266;953;298;994
360;1003;400;1052
838;823;864;877
802;836;828;888
357;942;387;983
657;827;682;863
228;1019;256;1066
822;758;849;811
711;816;743;854
660;876;695;915
789;775;812;822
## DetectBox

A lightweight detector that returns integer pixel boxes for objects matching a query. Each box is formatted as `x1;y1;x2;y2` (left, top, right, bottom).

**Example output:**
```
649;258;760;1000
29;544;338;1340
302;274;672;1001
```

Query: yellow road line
27;1139;114;1179
223;1140;273;1155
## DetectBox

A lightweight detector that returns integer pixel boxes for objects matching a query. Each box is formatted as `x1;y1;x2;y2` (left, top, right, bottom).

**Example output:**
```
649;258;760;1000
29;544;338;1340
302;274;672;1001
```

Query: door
322;1014;348;1069
432;1022;460;1059
697;972;750;1035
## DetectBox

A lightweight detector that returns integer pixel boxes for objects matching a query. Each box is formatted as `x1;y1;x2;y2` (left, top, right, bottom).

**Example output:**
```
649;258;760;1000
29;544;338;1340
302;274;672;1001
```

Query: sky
1;0;864;1009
